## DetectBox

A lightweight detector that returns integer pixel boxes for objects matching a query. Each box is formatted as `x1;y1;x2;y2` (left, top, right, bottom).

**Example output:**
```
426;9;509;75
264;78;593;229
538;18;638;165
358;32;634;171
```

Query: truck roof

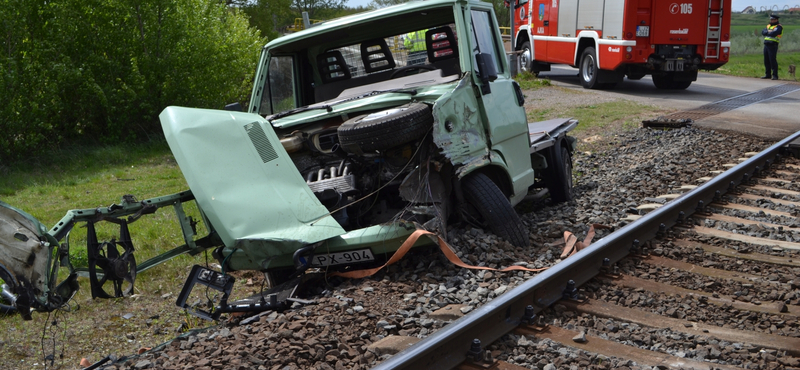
264;0;487;51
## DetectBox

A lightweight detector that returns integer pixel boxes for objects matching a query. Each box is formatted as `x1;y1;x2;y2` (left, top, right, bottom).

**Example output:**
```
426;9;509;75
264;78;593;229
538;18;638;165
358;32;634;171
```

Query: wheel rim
520;46;532;72
359;107;405;122
581;54;595;83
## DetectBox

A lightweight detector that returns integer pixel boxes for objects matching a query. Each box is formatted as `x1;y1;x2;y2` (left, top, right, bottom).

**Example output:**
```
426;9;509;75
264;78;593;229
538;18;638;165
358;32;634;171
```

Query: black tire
671;80;692;90
543;141;573;203
653;72;693;90
338;103;432;154
652;73;672;89
462;173;530;248
579;47;600;89
519;41;533;74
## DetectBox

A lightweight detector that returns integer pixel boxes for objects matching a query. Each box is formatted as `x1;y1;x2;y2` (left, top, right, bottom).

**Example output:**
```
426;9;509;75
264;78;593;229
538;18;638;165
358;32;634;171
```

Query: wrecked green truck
0;0;576;320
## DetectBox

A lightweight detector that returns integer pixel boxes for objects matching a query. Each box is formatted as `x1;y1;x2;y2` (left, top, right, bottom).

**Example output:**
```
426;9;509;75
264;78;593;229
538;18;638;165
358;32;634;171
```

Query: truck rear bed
528;118;578;153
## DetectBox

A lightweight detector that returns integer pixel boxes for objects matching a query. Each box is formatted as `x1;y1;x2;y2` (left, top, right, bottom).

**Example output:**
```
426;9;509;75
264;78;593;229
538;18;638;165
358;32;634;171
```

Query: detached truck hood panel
160;107;346;250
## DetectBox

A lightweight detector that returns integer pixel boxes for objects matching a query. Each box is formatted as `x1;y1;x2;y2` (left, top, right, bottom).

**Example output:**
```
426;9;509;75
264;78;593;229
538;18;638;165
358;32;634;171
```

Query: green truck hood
160;107;347;252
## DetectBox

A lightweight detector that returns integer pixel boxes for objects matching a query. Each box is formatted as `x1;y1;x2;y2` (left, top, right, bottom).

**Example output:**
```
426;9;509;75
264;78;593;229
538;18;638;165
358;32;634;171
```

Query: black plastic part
467;338;483;361
176;265;235;321
512;81;525;106
563;279;577;300
523;305;536;325
87;221;137;299
475;53;497;94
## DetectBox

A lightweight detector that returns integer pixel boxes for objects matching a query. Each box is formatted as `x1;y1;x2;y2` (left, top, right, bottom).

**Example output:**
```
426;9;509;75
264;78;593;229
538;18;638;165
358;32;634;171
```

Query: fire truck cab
512;0;731;90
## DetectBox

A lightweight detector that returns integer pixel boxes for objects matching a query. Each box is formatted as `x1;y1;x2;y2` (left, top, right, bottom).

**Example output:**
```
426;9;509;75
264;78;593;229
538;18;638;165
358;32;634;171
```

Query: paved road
540;65;800;140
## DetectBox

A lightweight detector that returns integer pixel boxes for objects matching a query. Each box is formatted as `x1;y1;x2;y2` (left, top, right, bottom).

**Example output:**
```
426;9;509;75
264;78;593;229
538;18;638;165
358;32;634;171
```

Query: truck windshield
258;19;460;117
260;55;296;115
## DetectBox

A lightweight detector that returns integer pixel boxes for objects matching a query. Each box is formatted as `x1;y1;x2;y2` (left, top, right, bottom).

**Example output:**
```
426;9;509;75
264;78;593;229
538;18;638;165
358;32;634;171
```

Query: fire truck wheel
671;80;692;90
543;140;573;203
653;73;693;90
338;102;432;154
461;172;530;248
579;47;600;89
519;41;533;74
651;73;672;89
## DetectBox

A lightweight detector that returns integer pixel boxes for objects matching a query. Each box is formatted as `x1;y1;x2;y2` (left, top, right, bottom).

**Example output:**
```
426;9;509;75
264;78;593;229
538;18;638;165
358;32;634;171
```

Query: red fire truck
511;0;731;89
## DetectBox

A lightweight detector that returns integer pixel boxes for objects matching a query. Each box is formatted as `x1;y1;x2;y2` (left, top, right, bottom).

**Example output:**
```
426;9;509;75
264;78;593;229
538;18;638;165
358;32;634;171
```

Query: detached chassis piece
0;0;578;320
0;193;216;319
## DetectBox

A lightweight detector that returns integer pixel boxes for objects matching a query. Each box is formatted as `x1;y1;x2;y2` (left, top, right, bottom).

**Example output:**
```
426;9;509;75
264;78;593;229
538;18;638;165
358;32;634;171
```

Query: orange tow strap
327;229;522;279
559;224;611;259
329;224;610;279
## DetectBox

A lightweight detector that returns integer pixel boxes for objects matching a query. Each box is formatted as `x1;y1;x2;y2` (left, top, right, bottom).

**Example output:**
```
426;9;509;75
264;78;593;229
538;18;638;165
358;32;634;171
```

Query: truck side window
469;10;504;74
261;56;296;115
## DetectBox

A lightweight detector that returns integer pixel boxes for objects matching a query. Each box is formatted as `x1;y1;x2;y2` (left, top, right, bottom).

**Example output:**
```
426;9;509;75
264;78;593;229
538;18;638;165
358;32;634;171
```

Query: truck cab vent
244;122;279;163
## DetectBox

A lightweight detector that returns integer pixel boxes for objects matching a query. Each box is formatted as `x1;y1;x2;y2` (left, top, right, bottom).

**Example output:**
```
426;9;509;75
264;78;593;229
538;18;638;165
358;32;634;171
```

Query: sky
344;0;800;12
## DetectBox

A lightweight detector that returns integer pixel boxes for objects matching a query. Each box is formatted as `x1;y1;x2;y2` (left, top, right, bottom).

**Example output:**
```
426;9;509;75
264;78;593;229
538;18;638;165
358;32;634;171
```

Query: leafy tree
368;0;408;9
239;0;294;40
292;0;347;20
0;0;265;162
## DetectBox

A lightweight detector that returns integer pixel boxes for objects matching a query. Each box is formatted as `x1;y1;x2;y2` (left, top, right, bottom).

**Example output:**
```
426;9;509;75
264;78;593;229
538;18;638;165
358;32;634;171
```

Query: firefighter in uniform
761;14;783;80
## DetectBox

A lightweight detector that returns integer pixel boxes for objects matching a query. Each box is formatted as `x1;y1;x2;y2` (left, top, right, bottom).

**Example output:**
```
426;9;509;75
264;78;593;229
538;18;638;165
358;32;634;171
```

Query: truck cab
161;0;575;275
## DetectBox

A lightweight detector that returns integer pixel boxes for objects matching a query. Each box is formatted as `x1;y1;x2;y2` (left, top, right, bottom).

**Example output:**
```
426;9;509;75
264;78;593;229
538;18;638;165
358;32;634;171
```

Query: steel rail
371;130;800;370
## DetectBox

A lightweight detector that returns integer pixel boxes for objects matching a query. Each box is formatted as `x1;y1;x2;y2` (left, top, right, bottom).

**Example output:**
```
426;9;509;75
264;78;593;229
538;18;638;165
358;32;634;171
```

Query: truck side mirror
475;53;498;94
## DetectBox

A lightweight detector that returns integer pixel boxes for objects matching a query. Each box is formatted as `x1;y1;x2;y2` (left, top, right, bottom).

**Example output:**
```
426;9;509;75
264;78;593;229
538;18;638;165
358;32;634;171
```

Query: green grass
0;140;229;370
514;71;552;90
728;30;800;55
710;51;800;79
709;13;800;79
731;25;800;35
528;100;661;134
731;13;800;27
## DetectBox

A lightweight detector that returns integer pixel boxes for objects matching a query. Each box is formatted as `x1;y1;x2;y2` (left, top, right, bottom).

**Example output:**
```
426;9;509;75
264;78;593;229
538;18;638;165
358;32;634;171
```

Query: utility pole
509;0;517;76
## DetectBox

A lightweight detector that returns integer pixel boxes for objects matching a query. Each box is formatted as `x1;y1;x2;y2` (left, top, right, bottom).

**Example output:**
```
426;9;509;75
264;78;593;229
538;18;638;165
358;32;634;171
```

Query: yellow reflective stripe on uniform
765;24;781;43
404;30;427;52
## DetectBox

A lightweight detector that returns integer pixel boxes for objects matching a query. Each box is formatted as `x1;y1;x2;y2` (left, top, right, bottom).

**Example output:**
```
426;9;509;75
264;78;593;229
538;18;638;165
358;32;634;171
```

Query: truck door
532;0;549;58
466;7;535;198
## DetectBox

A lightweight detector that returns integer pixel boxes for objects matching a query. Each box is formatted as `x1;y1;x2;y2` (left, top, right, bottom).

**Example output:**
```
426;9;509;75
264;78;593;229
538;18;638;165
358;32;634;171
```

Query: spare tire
338;103;432;154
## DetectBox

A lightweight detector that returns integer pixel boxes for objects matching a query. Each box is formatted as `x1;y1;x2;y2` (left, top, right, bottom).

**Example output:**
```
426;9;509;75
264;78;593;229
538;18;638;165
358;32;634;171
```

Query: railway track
372;131;800;370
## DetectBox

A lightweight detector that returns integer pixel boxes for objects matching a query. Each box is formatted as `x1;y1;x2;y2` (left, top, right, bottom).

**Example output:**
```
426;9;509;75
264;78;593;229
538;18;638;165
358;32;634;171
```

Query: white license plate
311;248;375;267
665;60;684;72
636;26;649;37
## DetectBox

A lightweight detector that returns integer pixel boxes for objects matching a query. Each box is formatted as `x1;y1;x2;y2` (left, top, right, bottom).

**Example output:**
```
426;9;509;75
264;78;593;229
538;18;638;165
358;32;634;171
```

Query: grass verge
0;140;271;370
709;51;800;79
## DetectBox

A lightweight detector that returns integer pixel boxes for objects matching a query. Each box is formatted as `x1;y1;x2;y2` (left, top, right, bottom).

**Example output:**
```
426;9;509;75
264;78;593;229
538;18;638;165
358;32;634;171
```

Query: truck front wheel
461;173;530;248
543;140;573;203
579;47;600;89
519;41;534;75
